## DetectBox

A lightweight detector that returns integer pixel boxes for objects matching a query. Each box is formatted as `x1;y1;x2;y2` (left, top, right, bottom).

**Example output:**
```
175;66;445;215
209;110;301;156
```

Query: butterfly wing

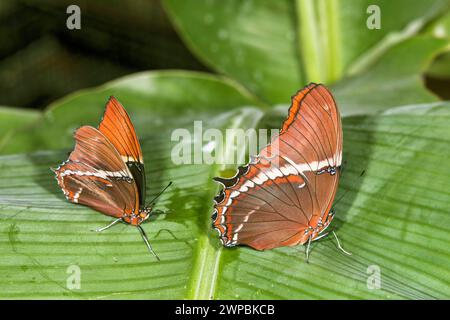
213;83;342;250
274;83;342;225
54;126;139;219
213;160;314;250
98;97;146;207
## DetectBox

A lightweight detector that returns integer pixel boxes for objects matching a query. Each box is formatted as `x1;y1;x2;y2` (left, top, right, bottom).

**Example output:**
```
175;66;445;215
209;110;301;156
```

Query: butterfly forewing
276;84;342;222
98;97;146;207
213;84;342;250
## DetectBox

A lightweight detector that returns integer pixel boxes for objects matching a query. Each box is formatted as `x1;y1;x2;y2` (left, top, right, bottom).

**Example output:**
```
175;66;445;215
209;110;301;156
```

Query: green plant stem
296;0;342;83
321;0;342;82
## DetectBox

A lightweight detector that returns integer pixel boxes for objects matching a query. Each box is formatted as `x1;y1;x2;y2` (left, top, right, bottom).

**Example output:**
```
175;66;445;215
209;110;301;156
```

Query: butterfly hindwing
54;126;139;218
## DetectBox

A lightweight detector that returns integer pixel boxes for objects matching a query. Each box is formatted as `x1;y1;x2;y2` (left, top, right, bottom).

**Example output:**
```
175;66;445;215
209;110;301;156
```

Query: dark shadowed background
0;0;210;109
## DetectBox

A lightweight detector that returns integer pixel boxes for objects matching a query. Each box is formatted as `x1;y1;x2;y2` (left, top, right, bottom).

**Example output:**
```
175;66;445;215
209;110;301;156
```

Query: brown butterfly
212;83;350;261
53;97;171;260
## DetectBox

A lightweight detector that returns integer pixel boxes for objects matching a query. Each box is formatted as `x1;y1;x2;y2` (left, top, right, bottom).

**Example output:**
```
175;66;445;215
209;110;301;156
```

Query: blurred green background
1;0;450;110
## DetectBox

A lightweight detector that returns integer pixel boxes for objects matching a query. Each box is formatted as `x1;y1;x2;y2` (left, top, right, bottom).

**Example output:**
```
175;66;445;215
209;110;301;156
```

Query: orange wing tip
107;95;126;107
107;95;119;103
99;96;144;164
281;83;320;133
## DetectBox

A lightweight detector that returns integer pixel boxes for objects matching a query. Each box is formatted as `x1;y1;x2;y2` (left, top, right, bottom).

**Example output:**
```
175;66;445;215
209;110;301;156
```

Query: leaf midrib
185;109;265;299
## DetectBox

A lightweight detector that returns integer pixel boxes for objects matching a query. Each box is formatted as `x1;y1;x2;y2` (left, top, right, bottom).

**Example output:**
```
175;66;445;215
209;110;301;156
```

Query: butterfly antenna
137;225;160;261
149;181;173;206
332;230;352;256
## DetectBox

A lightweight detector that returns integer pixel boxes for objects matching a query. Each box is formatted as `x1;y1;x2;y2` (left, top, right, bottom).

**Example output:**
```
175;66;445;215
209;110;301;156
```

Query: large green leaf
163;0;302;104
0;71;265;155
1;71;449;299
0;106;41;144
333;37;448;115
424;10;450;79
163;0;450;103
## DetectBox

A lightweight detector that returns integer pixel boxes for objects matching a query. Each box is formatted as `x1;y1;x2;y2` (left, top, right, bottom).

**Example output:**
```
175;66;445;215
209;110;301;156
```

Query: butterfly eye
140;211;150;220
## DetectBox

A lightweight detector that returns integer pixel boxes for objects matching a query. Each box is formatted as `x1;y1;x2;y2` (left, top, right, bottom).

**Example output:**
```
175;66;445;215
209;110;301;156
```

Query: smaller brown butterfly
52;97;171;260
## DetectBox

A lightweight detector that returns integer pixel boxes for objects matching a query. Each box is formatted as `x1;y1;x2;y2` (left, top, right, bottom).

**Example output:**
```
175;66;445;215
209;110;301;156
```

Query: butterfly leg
313;232;329;241
92;218;122;232
305;236;312;263
332;230;352;256
137;225;160;261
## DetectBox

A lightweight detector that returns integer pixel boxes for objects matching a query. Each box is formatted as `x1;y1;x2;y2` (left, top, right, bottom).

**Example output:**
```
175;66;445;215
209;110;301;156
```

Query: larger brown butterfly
212;83;350;261
53;97;170;260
